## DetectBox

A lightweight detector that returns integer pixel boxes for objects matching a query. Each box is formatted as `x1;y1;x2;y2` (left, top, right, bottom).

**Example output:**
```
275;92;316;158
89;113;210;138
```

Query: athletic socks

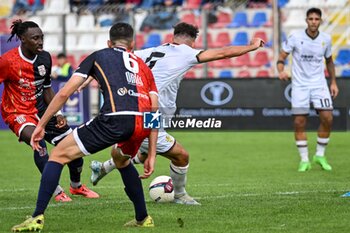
67;158;83;184
103;158;116;173
33;161;63;217
316;137;329;157
296;140;309;162
117;162;147;222
33;140;49;173
170;162;189;196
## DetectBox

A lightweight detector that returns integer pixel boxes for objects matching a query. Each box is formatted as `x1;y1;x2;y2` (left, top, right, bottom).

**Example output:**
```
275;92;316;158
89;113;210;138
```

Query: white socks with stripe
316;137;329;157
296;140;309;162
170;162;189;196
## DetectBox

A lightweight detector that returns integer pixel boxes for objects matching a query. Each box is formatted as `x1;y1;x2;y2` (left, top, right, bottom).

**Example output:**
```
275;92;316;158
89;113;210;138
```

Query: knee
172;149;189;165
110;146;129;168
294;117;306;129
320;114;333;127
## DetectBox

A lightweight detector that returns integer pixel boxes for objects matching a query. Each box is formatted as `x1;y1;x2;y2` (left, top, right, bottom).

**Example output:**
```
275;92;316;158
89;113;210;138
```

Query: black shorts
44;116;72;145
74;114;135;155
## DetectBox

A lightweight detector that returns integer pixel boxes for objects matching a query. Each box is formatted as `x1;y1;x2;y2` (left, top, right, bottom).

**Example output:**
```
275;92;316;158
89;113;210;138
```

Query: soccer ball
149;175;174;203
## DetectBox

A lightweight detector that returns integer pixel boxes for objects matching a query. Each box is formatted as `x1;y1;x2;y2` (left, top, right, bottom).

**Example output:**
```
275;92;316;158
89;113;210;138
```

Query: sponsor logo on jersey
144;110;161;129
125;71;144;86
38;65;46;76
200;81;233;106
117;87;149;99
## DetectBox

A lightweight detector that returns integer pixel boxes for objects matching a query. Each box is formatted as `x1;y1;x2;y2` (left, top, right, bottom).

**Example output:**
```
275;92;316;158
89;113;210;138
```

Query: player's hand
30;125;45;151
77;76;94;93
55;115;67;128
330;81;339;99
250;38;265;50
139;154;155;179
278;71;289;81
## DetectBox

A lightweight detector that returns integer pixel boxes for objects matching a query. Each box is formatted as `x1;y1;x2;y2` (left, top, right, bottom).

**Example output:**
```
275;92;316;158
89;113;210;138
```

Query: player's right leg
292;87;311;172
14;119;71;202
12;133;84;232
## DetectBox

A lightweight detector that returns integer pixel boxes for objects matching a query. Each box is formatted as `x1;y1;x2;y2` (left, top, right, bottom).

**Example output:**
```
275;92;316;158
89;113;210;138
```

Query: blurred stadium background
0;0;350;130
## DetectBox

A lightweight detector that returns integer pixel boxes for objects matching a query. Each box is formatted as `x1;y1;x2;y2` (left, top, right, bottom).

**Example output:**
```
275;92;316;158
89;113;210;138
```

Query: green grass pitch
0;130;350;233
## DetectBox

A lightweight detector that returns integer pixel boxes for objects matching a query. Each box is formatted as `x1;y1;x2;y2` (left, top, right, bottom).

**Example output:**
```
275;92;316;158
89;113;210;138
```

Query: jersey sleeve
134;48;153;61
0;56;10;83
282;34;295;54
43;53;52;88
74;52;96;79
324;36;332;58
186;46;202;65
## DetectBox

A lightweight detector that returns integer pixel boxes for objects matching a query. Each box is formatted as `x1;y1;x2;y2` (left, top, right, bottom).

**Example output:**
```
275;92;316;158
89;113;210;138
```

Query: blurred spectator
140;0;180;31
10;0;30;16
52;53;73;81
69;0;89;14
28;0;45;14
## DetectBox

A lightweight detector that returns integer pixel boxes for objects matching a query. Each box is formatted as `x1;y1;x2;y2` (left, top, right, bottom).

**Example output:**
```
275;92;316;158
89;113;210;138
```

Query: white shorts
291;85;333;115
139;130;176;154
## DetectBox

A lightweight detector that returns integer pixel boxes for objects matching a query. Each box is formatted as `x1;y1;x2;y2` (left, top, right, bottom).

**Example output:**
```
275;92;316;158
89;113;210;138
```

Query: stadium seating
209;59;233;68
65;34;78;51
183;0;201;10
65;14;78;32
334;49;350;66
250;51;270;67
227;12;248;28
43;0;69;14
76;14;95;32
95;33;109;50
256;69;271;78
219;70;233;78
231;53;251;67
27;15;43;27
181;13;197;26
231;31;248;46
135;34;145;49
214;32;231;47
77;34;95;51
184;70;196;79
195;33;215;48
42;15;61;33
253;31;268;43
237;70;251;78
43;34;62;52
142;33;162;49
250;12;267;27
341;69;350;78
162;33;173;44
210;12;231;28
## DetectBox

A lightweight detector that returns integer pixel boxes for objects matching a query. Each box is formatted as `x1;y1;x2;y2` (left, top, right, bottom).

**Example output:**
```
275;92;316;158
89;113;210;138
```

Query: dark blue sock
118;163;147;221
33;140;48;173
33;161;63;217
67;158;83;183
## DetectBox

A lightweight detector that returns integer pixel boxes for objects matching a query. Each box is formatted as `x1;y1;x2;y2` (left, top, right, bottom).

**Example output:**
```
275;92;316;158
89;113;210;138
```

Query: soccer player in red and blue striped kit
0;20;98;203
12;22;159;231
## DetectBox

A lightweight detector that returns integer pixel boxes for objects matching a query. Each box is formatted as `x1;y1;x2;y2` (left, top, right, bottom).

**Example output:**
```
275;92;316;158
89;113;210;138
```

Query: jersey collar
113;46;128;52
305;29;319;40
18;47;37;64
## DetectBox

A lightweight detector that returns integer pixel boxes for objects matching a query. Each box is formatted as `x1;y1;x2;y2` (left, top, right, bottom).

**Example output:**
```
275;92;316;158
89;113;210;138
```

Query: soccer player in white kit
89;22;264;204
277;8;339;172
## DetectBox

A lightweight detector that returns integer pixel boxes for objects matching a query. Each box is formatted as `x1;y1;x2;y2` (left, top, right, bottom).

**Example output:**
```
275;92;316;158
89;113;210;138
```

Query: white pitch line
1;189;348;211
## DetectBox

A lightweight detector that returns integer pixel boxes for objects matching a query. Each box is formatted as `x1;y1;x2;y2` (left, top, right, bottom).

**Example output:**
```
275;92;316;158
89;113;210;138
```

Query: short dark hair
109;23;134;43
57;53;67;59
306;8;322;18
173;22;199;39
8;19;39;42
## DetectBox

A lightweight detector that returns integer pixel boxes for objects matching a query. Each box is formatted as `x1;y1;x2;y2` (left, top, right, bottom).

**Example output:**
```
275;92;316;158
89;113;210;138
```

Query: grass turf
0;130;350;232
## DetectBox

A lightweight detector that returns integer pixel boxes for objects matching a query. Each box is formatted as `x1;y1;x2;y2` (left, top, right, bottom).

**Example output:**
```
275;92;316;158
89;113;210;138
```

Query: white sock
316;137;329;157
53;185;64;196
296;140;309;162
170;162;189;196
131;154;143;164
70;181;81;189
103;158;116;173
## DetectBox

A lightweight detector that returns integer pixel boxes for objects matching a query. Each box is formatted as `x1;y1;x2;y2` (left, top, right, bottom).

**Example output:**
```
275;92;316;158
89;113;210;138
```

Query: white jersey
135;43;201;115
282;30;332;88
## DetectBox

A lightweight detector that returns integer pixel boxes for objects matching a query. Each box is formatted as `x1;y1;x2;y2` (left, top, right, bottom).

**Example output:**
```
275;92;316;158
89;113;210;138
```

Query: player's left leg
46;117;99;199
313;110;333;171
111;144;154;227
311;87;333;171
12;133;84;232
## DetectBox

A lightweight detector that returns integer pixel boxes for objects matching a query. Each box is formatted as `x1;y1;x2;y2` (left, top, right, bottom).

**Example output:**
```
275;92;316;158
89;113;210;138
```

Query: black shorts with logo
74;114;135;155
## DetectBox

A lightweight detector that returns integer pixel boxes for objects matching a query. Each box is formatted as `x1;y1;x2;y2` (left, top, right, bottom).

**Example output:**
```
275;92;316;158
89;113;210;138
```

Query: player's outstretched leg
163;142;200;205
68;158;99;198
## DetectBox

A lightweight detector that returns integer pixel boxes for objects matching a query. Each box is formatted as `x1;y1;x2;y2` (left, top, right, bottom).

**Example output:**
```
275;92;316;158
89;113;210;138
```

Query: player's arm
43;87;67;128
31;75;86;151
77;76;94;92
196;37;264;63
277;50;289;81
325;56;339;98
